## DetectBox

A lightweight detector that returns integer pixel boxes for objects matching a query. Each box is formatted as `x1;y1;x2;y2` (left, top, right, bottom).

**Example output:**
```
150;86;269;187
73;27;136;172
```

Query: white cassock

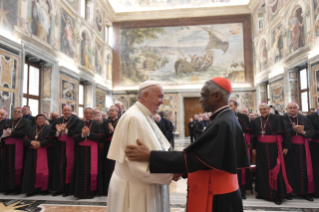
107;101;173;212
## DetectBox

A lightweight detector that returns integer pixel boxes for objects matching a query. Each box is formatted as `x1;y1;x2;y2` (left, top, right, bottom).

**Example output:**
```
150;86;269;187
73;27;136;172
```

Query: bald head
286;102;299;116
0;109;7;122
50;112;58;121
63;105;72;119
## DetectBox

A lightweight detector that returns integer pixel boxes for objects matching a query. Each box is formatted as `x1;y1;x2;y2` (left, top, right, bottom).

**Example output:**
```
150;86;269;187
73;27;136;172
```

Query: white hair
137;85;156;100
204;80;231;103
259;103;269;108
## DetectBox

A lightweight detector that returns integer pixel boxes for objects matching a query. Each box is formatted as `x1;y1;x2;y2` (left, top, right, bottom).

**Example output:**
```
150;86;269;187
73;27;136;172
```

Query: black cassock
236;112;253;193
21;124;53;194
50;115;79;194
0;118;30;192
306;113;319;197
149;108;249;212
251;114;292;200
282;113;315;195
69;120;103;199
0;119;7;156
23;115;36;126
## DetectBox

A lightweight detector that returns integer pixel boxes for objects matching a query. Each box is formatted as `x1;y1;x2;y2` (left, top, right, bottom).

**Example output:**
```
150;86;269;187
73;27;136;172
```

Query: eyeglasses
14;111;22;113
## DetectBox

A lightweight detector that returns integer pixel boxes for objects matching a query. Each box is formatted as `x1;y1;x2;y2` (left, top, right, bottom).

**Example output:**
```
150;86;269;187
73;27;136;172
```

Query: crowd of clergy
0;102;172;199
187;100;319;205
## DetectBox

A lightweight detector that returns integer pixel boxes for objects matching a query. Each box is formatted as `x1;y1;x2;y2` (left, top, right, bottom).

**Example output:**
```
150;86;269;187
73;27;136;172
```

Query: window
257;4;266;31
298;69;309;112
85;0;91;20
80;0;85;18
78;83;84;118
23;62;41;115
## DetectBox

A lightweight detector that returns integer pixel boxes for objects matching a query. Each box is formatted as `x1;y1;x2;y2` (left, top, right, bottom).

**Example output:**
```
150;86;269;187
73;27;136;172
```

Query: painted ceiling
109;0;251;13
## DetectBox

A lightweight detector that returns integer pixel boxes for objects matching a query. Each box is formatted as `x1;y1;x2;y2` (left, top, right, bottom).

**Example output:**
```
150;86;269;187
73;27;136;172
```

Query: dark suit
195;120;206;139
192;119;199;139
188;122;195;143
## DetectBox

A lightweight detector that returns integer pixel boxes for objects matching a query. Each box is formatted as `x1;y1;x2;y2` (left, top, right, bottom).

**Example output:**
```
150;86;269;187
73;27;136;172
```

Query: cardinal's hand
125;139;150;162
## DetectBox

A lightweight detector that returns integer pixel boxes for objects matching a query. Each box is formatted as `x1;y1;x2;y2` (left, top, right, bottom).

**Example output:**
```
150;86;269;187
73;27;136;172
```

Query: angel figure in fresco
271;28;283;63
259;39;267;70
95;44;103;75
96;8;103;32
289;7;304;52
81;32;92;71
17;15;32;36
33;0;51;42
61;11;75;56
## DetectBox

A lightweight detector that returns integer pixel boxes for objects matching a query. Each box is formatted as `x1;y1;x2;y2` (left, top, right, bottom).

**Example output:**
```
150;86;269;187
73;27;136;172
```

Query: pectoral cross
261;131;265;137
35;135;38;140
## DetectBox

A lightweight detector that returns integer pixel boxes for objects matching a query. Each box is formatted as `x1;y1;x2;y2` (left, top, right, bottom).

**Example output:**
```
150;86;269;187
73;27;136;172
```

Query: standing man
49;112;59;124
193;114;199;140
309;108;316;114
188;118;195;143
240;108;248;115
0;109;8;137
22;114;53;196
154;114;166;136
229;100;252;199
283;102;315;201
23;105;36;126
0;107;30;195
50;105;79;197
251;103;292;205
125;77;249;212
107;81;173;212
306;107;319;198
195;116;205;138
115;102;125;119
69;107;103;199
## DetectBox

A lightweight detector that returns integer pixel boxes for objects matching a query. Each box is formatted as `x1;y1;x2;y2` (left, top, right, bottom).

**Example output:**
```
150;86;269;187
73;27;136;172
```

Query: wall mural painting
315;0;319;37
241;93;253;108
61;79;75;101
0;56;16;89
66;0;77;10
81;31;92;71
95;43;103;75
271;83;284;104
96;90;106;109
31;0;52;43
290;80;298;103
106;54;112;81
60;9;76;58
95;6;104;39
270;25;284;63
288;5;304;53
0;0;18;35
315;69;319;93
259;39;268;71
270;0;279;14
260;91;267;103
120;23;246;85
43;66;51;98
0;91;14;116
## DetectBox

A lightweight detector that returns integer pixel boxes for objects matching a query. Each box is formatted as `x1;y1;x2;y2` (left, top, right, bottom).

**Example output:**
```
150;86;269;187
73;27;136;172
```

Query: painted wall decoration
290;80;298;103
120;23;245;86
241;93;253;108
61;79;75;101
94;5;104;39
259;39;268;71
271;25;284;63
288;5;305;53
60;9;76;58
65;0;77;10
106;53;112;81
96;89;106;109
316;69;319;93
289;72;297;79
81;31;93;71
0;0;18;35
269;0;279;14
43;66;51;98
0;49;20;117
270;80;284;112
314;0;319;37
31;0;52;43
59;74;78;115
95;42;103;75
42;100;50;114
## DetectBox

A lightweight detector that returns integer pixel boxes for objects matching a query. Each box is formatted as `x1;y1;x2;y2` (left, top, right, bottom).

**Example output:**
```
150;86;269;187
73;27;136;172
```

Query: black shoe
26;192;35;197
274;198;282;205
286;194;292;200
12;191;21;195
4;191;12;195
42;190;49;195
52;191;63;196
242;193;246;199
255;195;263;199
304;195;314;202
62;193;69;197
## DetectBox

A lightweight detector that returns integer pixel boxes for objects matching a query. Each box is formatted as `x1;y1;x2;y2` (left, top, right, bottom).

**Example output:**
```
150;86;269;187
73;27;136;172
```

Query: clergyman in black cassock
306;111;319;198
69;108;103;199
50;106;79;196
195;118;206;138
23;106;36;126
282;102;315;201
229;100;253;199
0;107;30;194
251;104;292;205
125;77;250;212
187;118;195;143
21;114;53;196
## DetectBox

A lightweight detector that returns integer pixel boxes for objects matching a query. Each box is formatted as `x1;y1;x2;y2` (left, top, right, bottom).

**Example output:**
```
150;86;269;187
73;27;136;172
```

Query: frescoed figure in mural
314;0;319;37
81;32;92;71
289;7;304;52
95;44;103;75
259;39;267;70
269;0;279;14
32;0;51;43
61;10;75;58
95;8;103;32
271;27;283;63
107;54;112;81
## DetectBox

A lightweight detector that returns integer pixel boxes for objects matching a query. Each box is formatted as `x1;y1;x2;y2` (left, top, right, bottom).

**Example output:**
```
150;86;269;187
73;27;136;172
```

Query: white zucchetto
138;81;160;91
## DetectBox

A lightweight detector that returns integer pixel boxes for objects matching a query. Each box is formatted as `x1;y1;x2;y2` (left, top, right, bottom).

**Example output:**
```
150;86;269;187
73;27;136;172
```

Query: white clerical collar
136;101;152;117
212;105;229;116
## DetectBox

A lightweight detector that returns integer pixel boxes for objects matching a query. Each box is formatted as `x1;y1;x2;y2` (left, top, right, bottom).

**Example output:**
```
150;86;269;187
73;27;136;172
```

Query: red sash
79;139;98;191
311;139;319;143
291;135;315;193
241;133;251;185
258;135;292;193
29;144;52;190
187;169;238;212
58;134;74;184
5;138;23;186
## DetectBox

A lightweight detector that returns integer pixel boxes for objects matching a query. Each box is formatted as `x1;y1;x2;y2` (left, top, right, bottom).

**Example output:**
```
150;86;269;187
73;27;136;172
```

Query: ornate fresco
59;74;78;114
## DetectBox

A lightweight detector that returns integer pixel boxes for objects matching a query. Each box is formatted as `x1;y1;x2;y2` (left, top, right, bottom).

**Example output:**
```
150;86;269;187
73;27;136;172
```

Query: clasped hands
56;123;67;134
108;123;114;132
125;139;182;182
31;141;41;149
3;129;11;137
82;126;90;136
292;123;305;135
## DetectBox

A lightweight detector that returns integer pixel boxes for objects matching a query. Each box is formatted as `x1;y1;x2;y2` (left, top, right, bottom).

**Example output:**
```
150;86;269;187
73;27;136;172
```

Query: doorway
184;97;202;137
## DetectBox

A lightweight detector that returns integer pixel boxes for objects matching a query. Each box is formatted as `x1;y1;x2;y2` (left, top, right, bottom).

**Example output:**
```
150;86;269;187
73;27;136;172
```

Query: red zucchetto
211;77;232;94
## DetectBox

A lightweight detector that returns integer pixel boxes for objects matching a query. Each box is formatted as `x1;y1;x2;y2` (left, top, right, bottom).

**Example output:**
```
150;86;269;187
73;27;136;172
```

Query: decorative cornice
112;5;251;22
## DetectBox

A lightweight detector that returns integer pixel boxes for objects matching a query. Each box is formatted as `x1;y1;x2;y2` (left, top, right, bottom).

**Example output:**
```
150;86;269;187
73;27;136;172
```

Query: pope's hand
125;139;150;162
173;174;182;181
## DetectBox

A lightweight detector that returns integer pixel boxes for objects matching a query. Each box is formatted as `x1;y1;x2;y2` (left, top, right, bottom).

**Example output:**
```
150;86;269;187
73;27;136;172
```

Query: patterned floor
0;138;319;211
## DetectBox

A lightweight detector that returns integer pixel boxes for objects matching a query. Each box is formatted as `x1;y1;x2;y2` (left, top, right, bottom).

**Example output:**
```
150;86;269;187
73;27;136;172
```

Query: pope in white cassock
107;81;173;212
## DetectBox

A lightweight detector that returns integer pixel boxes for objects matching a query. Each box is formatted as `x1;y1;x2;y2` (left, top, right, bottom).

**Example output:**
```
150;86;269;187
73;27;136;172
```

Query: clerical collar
210;105;229;120
261;114;270;120
136;101;152;118
288;114;298;118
